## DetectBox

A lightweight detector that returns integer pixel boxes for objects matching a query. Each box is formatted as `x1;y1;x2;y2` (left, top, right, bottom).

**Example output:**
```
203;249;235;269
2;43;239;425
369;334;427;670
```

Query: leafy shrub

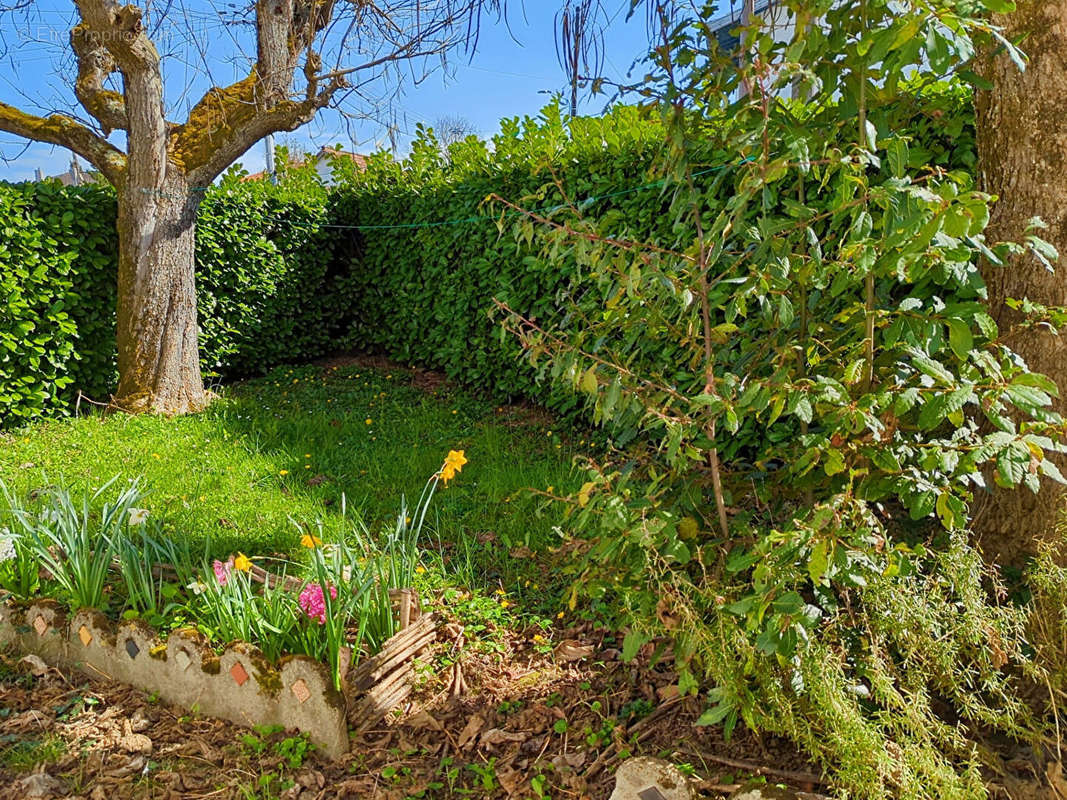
482;5;1058;800
32;184;120;406
330;103;664;414
326;86;977;433
196;170;344;378
0;182;115;427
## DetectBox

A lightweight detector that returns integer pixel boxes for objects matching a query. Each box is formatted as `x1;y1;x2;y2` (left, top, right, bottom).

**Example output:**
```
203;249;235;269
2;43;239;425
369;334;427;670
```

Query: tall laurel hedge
333;86;974;430
0;182;116;427
0;176;339;427
0;88;974;429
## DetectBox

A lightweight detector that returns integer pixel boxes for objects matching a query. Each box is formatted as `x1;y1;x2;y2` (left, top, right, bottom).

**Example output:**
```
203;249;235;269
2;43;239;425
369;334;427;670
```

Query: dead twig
676;748;826;787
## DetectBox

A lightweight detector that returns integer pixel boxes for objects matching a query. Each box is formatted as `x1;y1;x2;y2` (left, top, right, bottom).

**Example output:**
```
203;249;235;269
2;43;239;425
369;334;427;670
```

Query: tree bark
113;172;207;415
0;0;361;417
973;0;1067;563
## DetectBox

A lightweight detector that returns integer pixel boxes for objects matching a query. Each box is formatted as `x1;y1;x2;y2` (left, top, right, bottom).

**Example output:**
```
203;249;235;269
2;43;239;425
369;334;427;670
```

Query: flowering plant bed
0;599;382;758
0;452;468;758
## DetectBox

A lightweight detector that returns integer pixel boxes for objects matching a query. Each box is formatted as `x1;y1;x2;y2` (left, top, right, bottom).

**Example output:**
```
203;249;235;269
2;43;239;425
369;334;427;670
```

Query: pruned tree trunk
113;174;206;415
0;0;493;418
973;0;1067;563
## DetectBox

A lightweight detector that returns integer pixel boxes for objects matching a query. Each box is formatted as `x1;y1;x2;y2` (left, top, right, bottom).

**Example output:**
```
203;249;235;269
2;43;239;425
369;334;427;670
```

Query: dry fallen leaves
457;714;484;749
7;772;66;800
479;727;526;748
18;654;49;677
554;639;594;663
406;711;444;732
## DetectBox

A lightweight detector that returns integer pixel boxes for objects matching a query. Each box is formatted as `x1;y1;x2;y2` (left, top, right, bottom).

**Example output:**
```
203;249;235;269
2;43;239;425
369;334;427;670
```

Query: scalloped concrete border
0;602;349;758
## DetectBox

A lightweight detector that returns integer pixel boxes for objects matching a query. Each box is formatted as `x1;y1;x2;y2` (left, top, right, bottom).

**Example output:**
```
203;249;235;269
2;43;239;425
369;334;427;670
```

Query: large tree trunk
973;0;1067;564
113;171;207;415
0;1;351;417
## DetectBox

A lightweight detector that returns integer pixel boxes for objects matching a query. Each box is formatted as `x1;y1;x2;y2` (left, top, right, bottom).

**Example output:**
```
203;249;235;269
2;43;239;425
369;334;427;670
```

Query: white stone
729;787;820;800
610;757;695;800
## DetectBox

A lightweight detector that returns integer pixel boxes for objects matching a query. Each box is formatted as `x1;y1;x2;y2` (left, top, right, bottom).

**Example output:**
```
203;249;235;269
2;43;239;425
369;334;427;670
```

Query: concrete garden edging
0;599;433;759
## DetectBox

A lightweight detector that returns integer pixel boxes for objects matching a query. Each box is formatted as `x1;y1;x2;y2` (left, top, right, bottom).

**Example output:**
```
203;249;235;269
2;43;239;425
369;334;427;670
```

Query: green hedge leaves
0;89;974;430
0;176;339;427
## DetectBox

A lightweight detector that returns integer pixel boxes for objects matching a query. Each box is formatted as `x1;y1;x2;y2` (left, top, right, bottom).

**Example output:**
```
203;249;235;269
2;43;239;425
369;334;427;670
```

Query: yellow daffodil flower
440;449;468;486
234;553;253;572
300;534;322;549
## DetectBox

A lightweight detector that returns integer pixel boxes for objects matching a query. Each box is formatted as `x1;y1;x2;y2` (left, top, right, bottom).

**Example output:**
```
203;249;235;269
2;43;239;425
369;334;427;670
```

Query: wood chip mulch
0;621;819;800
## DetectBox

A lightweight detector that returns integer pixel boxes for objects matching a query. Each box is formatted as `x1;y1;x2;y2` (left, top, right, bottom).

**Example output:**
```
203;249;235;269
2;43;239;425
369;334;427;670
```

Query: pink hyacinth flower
299;582;338;625
213;557;234;586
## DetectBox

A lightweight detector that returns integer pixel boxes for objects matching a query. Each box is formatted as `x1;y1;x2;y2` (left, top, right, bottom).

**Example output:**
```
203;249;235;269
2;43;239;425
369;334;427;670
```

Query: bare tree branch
0;101;125;181
0;0;507;188
555;0;607;116
74;0;162;74
433;113;479;157
180;76;346;186
74;0;167;191
70;23;127;134
170;0;503;184
166;0;340;182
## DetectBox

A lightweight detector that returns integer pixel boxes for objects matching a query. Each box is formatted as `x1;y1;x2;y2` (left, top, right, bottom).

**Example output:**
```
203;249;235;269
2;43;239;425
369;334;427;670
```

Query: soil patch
0;620;818;799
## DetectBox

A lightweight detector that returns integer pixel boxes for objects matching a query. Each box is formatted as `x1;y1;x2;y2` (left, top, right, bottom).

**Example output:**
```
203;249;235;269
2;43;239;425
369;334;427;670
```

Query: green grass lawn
0;361;581;598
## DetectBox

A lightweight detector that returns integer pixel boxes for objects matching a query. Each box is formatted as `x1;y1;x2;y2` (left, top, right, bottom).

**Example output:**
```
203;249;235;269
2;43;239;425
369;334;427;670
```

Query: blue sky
0;1;657;181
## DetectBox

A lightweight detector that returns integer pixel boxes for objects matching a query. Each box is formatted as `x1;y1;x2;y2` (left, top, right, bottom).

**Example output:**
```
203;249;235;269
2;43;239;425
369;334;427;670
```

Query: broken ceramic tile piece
230;661;249;686
174;648;191;671
32;616;48;636
78;625;92;647
291;678;311;704
125;638;140;659
610;757;695;800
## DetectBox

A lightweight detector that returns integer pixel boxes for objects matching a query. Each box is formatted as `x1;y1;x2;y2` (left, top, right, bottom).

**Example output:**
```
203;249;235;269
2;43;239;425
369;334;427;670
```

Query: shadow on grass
210;361;583;603
0;360;584;611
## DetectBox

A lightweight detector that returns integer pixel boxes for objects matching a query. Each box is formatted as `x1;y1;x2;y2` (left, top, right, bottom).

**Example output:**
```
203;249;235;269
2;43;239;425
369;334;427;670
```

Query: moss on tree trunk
113;173;207;415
